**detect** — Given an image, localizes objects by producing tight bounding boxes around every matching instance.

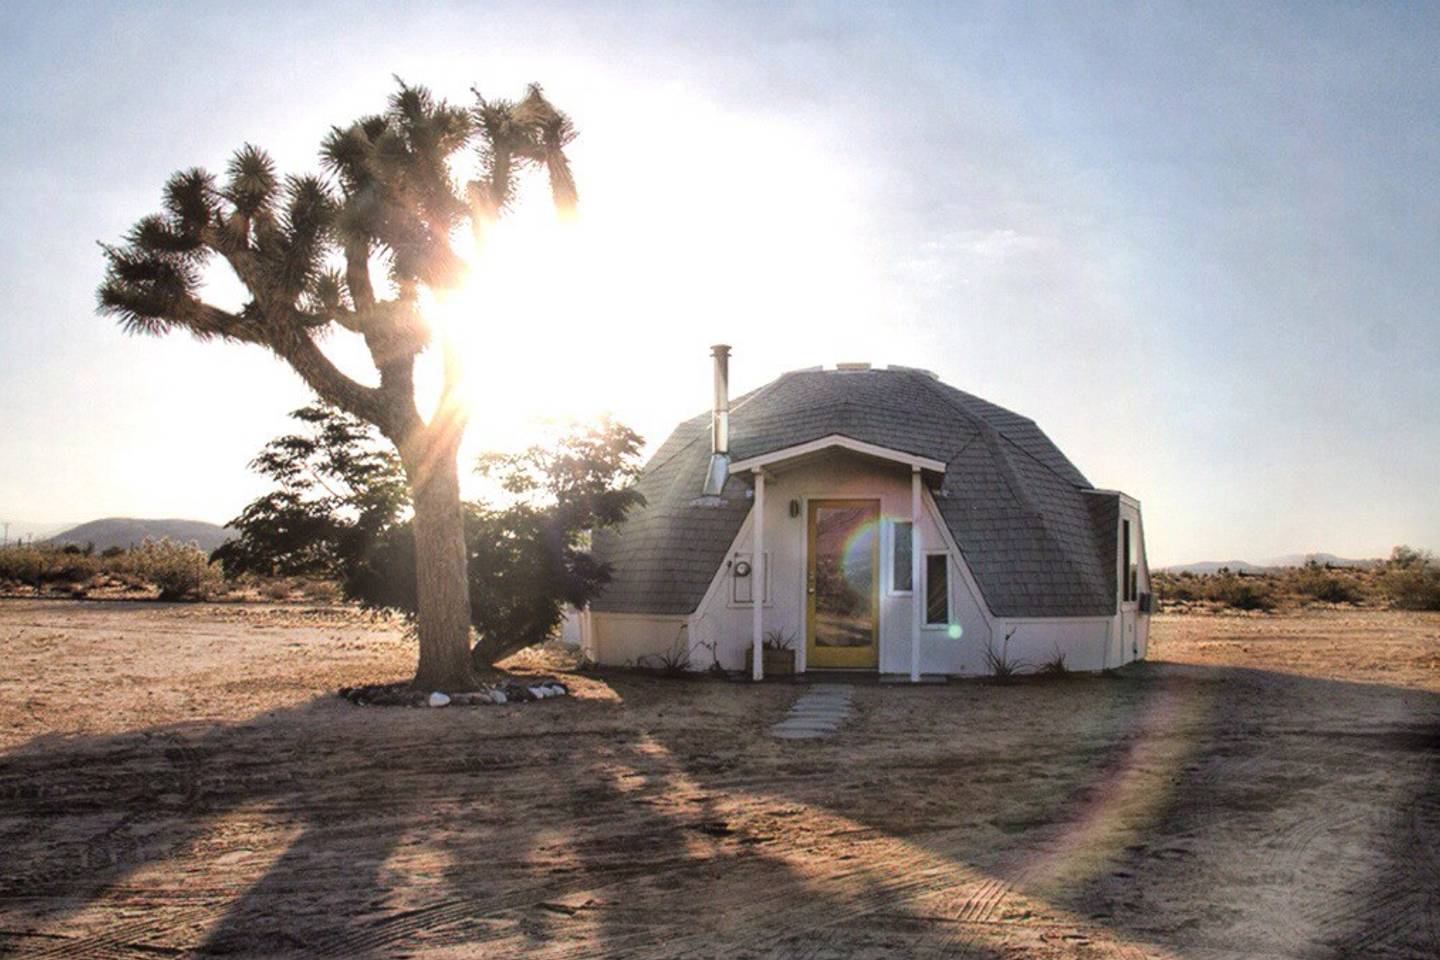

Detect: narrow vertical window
[1122,519,1134,602]
[925,553,948,625]
[1129,520,1140,602]
[893,521,913,592]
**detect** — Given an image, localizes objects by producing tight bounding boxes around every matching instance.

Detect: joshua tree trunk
[404,431,477,691]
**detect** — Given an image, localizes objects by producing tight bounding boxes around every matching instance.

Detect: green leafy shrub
[216,404,645,666]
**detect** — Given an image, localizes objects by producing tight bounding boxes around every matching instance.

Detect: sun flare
[421,204,601,452]
[418,93,882,465]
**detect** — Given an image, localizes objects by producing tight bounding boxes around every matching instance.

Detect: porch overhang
[727,434,947,476]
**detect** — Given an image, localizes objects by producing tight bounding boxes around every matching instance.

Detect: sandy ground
[0,603,1436,959]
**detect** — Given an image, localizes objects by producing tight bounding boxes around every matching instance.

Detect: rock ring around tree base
[338,679,569,707]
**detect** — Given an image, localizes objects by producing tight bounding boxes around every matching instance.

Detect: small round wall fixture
[789,499,801,517]
[734,559,752,577]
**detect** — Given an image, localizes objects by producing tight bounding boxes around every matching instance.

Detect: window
[731,552,770,604]
[925,553,949,625]
[1129,520,1140,601]
[891,521,913,593]
[1122,519,1138,602]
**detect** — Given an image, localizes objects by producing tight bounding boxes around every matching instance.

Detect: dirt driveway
[1,602,1437,958]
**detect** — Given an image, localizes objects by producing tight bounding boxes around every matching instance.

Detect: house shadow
[0,662,1435,958]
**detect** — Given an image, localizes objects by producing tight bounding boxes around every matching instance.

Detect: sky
[1,1,1437,565]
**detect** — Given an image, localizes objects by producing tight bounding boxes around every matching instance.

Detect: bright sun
[421,201,600,452]
[416,88,885,464]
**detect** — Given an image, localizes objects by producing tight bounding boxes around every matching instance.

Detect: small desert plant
[763,628,796,651]
[984,627,1029,682]
[638,639,692,677]
[1037,647,1069,677]
[696,639,729,678]
[122,538,221,601]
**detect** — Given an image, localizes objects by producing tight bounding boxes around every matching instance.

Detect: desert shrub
[1289,561,1364,605]
[100,545,126,559]
[300,578,341,603]
[0,546,49,585]
[122,538,221,601]
[1204,573,1275,611]
[260,578,296,601]
[0,545,97,587]
[48,552,98,584]
[1152,570,1201,604]
[1379,545,1440,611]
[218,404,644,667]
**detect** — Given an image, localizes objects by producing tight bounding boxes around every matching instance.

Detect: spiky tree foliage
[99,81,578,690]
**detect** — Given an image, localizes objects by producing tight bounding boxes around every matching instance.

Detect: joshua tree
[98,81,578,690]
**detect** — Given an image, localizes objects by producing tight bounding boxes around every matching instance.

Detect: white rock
[488,689,508,705]
[428,691,451,708]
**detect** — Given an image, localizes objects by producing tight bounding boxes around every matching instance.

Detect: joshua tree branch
[344,241,376,315]
[268,325,389,430]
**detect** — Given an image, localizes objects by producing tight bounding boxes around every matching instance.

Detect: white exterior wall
[687,450,995,675]
[1115,496,1152,666]
[991,618,1115,673]
[584,453,1153,677]
[586,612,688,667]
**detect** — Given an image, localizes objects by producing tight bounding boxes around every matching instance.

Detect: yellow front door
[806,499,880,669]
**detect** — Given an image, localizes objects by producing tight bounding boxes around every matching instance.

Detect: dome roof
[592,366,1119,618]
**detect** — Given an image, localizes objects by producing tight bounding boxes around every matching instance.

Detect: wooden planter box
[746,647,796,677]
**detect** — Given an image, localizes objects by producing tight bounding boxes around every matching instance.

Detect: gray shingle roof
[591,367,1120,618]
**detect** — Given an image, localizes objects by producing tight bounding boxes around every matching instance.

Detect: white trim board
[729,435,947,475]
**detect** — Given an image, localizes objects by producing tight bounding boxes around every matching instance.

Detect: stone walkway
[769,684,855,739]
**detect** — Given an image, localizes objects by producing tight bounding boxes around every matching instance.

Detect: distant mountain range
[45,518,234,553]
[1163,553,1379,574]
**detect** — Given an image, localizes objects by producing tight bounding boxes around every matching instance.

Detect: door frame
[805,498,881,670]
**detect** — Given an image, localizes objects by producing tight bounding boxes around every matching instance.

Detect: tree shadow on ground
[0,661,1435,958]
[649,662,1440,959]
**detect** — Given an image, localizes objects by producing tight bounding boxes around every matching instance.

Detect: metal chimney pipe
[711,344,731,455]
